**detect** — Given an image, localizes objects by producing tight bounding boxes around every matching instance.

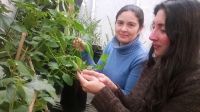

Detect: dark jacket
[92,67,200,112]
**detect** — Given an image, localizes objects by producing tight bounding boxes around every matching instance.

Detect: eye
[127,23,135,27]
[151,23,155,30]
[161,29,166,33]
[116,21,123,26]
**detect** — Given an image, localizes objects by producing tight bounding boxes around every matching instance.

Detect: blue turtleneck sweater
[82,37,148,95]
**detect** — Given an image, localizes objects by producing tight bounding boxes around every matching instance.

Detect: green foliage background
[0,0,97,111]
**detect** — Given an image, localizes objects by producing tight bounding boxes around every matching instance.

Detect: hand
[72,37,85,52]
[77,71,105,94]
[82,70,118,91]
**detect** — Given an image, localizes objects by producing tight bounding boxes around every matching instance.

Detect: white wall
[80,0,164,49]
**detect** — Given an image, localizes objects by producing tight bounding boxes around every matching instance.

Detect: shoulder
[103,41,113,54]
[130,46,148,66]
[130,39,149,59]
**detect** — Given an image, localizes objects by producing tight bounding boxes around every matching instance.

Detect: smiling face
[115,11,142,45]
[149,9,170,58]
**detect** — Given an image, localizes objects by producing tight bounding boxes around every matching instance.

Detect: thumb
[78,73,88,84]
[99,77,107,83]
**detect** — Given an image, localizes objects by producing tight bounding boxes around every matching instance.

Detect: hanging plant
[0,0,97,111]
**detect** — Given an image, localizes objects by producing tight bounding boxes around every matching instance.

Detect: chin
[153,52,161,58]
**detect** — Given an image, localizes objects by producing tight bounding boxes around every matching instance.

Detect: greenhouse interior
[1,0,200,112]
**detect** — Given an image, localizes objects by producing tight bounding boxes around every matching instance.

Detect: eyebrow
[152,22,165,28]
[116,20,137,24]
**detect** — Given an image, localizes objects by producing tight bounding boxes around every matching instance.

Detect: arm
[81,51,95,65]
[92,87,130,112]
[82,42,111,67]
[92,87,145,112]
[79,69,149,112]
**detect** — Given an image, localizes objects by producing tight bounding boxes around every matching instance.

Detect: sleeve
[121,53,147,95]
[92,87,130,112]
[81,50,95,65]
[81,42,111,67]
[92,87,145,112]
[92,69,153,112]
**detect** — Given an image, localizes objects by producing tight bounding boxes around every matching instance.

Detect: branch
[15,32,27,60]
[28,56,37,112]
[28,92,37,112]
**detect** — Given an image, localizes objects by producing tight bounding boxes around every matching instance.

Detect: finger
[99,77,107,83]
[82,74,97,81]
[78,73,88,84]
[82,87,87,92]
[82,69,101,77]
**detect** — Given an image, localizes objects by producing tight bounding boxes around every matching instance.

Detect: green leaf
[0,14,13,30]
[6,85,16,103]
[48,62,59,70]
[73,21,84,32]
[11,22,27,32]
[0,90,7,104]
[30,51,46,58]
[95,54,108,70]
[26,79,57,98]
[99,53,108,62]
[22,86,34,105]
[0,78,15,87]
[14,105,28,112]
[46,41,59,48]
[67,0,75,4]
[74,56,86,70]
[0,66,5,79]
[0,35,7,42]
[62,73,73,86]
[0,102,9,112]
[16,85,26,100]
[43,97,55,105]
[16,61,33,78]
[84,42,94,59]
[72,60,79,71]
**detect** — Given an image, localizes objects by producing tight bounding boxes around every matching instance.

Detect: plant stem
[15,32,27,60]
[28,92,37,112]
[28,57,37,112]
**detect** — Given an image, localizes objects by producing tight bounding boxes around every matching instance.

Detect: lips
[119,34,129,38]
[153,44,160,50]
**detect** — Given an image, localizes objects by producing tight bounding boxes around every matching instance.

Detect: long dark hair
[145,0,200,111]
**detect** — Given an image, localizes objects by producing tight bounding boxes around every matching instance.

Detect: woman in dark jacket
[78,0,200,112]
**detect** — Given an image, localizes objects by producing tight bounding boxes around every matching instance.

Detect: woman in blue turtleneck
[81,4,147,95]
[61,4,147,112]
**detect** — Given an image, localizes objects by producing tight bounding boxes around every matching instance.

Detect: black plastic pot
[92,45,103,63]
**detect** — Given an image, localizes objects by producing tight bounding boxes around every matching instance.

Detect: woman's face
[115,11,141,45]
[149,9,170,57]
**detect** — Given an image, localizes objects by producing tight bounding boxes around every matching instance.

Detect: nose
[149,29,158,41]
[121,25,128,31]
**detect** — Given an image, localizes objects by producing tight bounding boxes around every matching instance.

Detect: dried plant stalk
[15,32,27,60]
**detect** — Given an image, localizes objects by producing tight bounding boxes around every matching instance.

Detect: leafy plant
[0,0,97,111]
